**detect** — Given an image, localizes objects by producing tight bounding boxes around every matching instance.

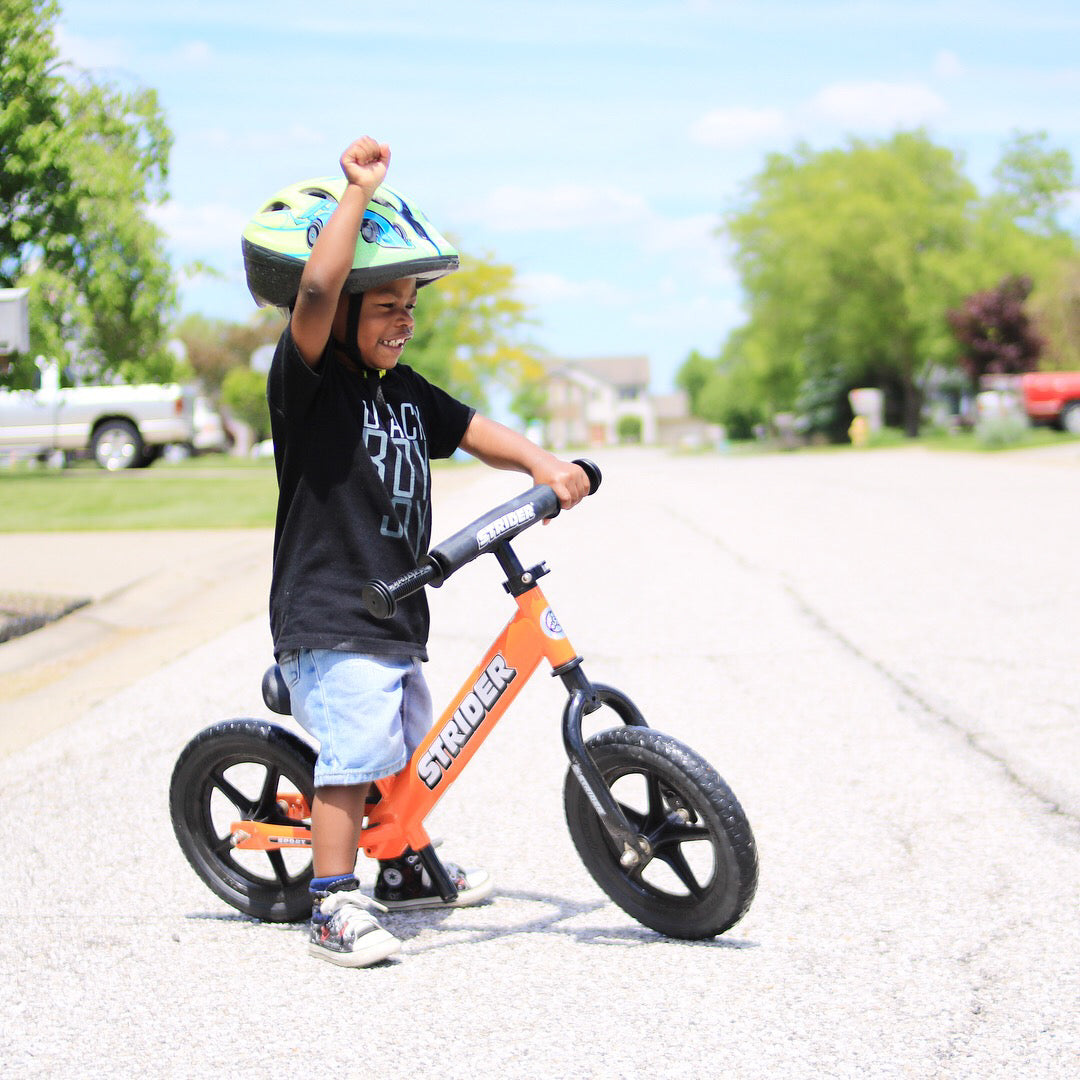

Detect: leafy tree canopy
[174,309,283,394]
[405,248,545,415]
[947,274,1044,386]
[1,0,176,388]
[682,129,1078,438]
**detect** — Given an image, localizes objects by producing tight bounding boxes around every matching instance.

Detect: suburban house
[536,355,714,449]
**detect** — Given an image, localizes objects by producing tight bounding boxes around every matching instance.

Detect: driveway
[1,446,1077,1078]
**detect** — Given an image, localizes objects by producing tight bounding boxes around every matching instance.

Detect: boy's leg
[281,648,414,967]
[311,783,370,877]
[307,782,400,967]
[373,657,494,911]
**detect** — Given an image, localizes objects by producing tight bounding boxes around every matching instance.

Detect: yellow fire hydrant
[848,414,869,447]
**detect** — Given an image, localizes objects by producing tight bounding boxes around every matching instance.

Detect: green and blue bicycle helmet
[241,176,459,308]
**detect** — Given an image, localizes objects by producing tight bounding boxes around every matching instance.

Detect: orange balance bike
[170,460,758,939]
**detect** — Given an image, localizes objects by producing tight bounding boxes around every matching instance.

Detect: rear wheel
[564,727,757,939]
[170,719,316,922]
[91,419,144,470]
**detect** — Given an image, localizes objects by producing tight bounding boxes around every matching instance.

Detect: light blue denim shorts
[278,649,433,787]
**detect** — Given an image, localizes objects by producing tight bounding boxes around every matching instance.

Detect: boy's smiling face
[354,277,417,370]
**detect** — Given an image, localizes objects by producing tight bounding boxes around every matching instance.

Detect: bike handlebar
[362,458,601,620]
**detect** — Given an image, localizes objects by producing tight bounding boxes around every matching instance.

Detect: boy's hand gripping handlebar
[362,458,602,620]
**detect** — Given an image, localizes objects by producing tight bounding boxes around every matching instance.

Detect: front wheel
[564,728,757,939]
[1061,402,1080,435]
[170,719,317,922]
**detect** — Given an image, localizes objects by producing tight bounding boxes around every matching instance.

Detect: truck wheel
[91,420,144,470]
[1061,403,1080,435]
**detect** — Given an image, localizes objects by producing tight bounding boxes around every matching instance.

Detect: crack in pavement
[665,503,1079,831]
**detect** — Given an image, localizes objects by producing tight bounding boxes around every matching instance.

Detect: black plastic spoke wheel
[564,727,757,939]
[170,719,318,923]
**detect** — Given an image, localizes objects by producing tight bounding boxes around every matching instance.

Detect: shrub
[975,412,1029,449]
[616,414,643,443]
[221,367,270,442]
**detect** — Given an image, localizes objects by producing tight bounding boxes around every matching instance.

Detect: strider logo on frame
[417,654,517,789]
[475,504,536,550]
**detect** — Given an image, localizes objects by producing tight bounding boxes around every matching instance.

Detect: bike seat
[261,664,292,716]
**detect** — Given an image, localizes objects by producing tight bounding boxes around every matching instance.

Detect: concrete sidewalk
[0,528,273,756]
[0,462,489,757]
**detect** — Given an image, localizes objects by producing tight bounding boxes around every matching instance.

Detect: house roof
[546,354,650,389]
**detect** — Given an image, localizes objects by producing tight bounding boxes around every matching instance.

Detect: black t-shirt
[267,326,474,660]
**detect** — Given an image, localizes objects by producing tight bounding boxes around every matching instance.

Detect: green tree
[1,1,176,387]
[719,130,1077,437]
[175,309,283,394]
[991,130,1076,236]
[0,0,78,285]
[1031,258,1080,369]
[678,325,803,439]
[407,250,544,414]
[675,349,714,415]
[725,132,980,435]
[221,367,271,442]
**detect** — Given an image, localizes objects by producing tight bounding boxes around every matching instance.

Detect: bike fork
[556,661,653,869]
[415,844,460,904]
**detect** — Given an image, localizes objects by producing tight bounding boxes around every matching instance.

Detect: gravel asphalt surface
[1,445,1078,1078]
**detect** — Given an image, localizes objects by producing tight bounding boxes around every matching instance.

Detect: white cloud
[690,106,788,148]
[692,80,948,153]
[628,288,742,335]
[474,184,650,232]
[805,81,947,129]
[192,124,327,155]
[148,200,247,259]
[53,26,127,70]
[173,40,213,67]
[515,271,625,308]
[933,49,964,79]
[641,212,722,255]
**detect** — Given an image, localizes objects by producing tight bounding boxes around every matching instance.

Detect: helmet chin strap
[331,292,378,371]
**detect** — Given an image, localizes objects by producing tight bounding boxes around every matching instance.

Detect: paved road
[1,446,1077,1078]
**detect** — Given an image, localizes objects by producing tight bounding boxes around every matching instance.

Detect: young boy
[266,136,589,967]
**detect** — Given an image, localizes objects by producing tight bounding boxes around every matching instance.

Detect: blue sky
[56,1,1080,392]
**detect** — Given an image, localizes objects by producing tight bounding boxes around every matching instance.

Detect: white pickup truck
[0,359,197,470]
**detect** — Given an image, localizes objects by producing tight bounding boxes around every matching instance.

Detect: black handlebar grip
[361,579,396,620]
[362,559,441,620]
[364,460,602,619]
[573,458,602,495]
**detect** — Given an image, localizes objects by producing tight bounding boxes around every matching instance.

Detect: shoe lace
[319,890,389,926]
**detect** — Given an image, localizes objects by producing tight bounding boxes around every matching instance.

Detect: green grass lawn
[3,427,1076,532]
[718,425,1080,456]
[0,457,279,531]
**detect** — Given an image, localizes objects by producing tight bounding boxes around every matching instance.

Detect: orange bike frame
[231,581,578,859]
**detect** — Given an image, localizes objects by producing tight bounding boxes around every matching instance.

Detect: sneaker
[309,885,401,967]
[374,849,494,911]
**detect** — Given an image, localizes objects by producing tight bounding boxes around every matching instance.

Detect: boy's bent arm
[459,414,590,512]
[291,137,390,367]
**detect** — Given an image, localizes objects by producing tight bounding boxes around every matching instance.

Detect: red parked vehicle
[1019,372,1080,434]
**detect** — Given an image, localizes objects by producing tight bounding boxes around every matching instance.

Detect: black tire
[91,419,144,470]
[564,727,757,939]
[170,719,317,922]
[1061,402,1080,436]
